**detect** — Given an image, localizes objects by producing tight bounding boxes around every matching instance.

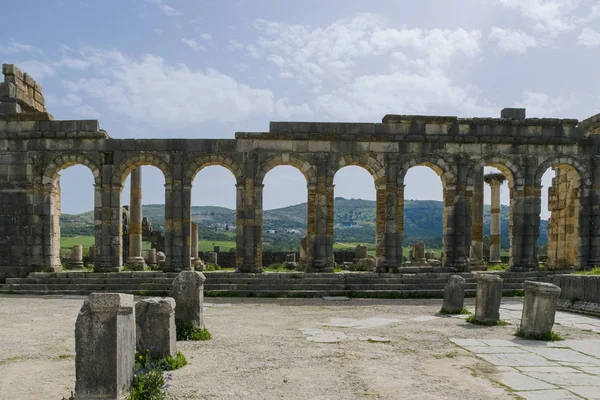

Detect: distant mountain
[60,198,548,249]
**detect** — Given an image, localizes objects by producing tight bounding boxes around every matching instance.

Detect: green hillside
[60,198,548,250]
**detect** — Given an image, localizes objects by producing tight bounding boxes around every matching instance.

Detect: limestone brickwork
[547,167,581,269]
[1,64,600,279]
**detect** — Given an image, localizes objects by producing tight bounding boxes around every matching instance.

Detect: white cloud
[0,41,35,55]
[148,0,183,16]
[488,27,541,53]
[16,60,56,79]
[181,39,205,51]
[578,27,600,47]
[62,93,83,107]
[73,104,101,118]
[153,28,164,35]
[515,90,575,117]
[498,0,579,36]
[200,33,212,40]
[62,51,277,128]
[237,13,487,119]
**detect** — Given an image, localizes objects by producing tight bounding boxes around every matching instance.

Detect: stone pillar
[442,275,466,313]
[520,281,561,337]
[485,173,506,263]
[165,179,192,272]
[88,245,95,264]
[470,168,484,266]
[169,271,206,328]
[135,297,176,359]
[127,168,146,270]
[473,274,503,323]
[307,154,334,272]
[68,245,84,269]
[191,222,202,269]
[378,157,403,273]
[75,293,135,399]
[589,156,600,266]
[237,161,262,272]
[146,249,157,268]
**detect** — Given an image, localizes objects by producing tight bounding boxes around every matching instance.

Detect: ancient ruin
[1,64,600,281]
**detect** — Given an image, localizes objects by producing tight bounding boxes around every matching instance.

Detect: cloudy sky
[3,0,599,219]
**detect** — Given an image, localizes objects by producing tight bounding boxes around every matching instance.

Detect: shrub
[465,315,509,326]
[176,323,212,341]
[127,349,187,400]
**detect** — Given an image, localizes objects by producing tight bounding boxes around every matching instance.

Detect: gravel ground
[0,295,596,400]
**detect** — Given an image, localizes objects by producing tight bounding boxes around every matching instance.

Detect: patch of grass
[514,328,564,341]
[333,266,343,273]
[465,315,509,326]
[57,354,75,360]
[127,349,187,400]
[486,263,510,271]
[503,290,524,297]
[434,351,459,359]
[439,307,471,315]
[263,263,290,272]
[574,266,600,275]
[176,323,212,341]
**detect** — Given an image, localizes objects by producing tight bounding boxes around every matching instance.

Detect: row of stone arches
[40,151,593,272]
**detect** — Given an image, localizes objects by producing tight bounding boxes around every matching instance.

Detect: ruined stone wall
[547,167,581,268]
[0,64,48,115]
[2,64,600,279]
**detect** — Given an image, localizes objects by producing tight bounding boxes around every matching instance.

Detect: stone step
[5,277,176,285]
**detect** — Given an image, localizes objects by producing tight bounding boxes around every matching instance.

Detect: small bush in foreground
[176,323,212,341]
[465,315,509,326]
[127,349,187,400]
[439,307,471,315]
[514,328,564,341]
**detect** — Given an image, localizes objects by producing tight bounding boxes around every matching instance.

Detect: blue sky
[3,0,599,219]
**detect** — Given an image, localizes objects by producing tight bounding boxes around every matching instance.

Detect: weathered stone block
[75,293,135,400]
[520,281,561,337]
[355,244,368,259]
[474,274,503,322]
[135,297,176,358]
[169,271,206,328]
[442,275,465,313]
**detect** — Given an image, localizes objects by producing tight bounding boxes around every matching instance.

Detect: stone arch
[256,153,316,186]
[468,155,524,191]
[328,154,386,188]
[535,155,591,188]
[398,155,455,186]
[43,153,101,187]
[184,154,244,186]
[111,152,172,187]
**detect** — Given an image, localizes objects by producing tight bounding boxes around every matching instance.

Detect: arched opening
[403,164,445,266]
[261,165,308,270]
[540,164,582,269]
[120,165,166,270]
[55,165,96,270]
[190,165,237,270]
[332,165,377,267]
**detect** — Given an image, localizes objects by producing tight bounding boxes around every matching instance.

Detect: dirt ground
[0,295,596,400]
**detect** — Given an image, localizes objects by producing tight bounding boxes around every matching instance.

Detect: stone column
[442,275,466,314]
[520,281,561,337]
[165,179,192,272]
[127,167,146,270]
[473,274,503,323]
[135,297,176,359]
[485,173,505,263]
[75,293,135,399]
[146,249,157,268]
[589,156,600,266]
[470,167,484,266]
[191,222,202,269]
[170,271,206,328]
[68,245,84,269]
[307,154,334,272]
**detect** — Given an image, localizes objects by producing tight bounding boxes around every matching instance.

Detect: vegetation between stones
[176,323,212,341]
[514,328,564,341]
[439,307,471,315]
[465,316,509,326]
[127,349,188,400]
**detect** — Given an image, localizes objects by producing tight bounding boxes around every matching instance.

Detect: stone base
[66,261,84,269]
[127,257,147,271]
[238,264,262,273]
[191,258,204,271]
